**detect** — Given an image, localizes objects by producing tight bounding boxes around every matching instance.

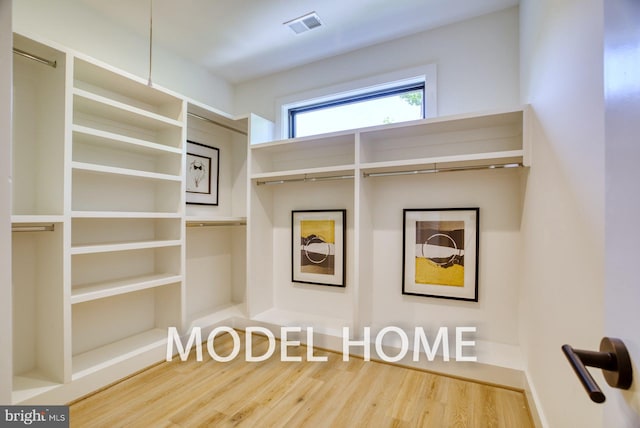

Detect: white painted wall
[367,169,523,346]
[0,0,13,405]
[271,180,355,325]
[519,0,605,426]
[603,0,640,426]
[12,0,234,113]
[235,7,520,123]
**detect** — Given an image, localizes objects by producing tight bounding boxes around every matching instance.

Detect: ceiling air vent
[284,11,323,34]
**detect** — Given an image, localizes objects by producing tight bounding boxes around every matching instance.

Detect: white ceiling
[77,0,518,84]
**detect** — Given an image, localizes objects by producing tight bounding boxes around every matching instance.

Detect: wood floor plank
[69,331,534,427]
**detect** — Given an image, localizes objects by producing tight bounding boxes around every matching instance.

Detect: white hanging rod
[187,112,248,136]
[12,224,55,233]
[186,220,246,227]
[362,162,523,178]
[256,174,355,186]
[13,48,57,68]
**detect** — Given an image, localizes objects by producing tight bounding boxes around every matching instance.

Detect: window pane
[292,89,423,138]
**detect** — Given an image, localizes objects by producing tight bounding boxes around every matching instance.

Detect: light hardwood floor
[70,331,534,427]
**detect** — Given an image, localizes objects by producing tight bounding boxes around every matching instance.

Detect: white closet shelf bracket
[362,162,523,178]
[13,47,57,68]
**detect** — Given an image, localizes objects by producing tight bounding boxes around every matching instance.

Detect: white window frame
[276,64,437,140]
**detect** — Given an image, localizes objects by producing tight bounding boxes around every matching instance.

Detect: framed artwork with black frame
[186,140,219,205]
[292,209,346,287]
[402,208,479,301]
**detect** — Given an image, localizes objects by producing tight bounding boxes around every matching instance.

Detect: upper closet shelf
[249,106,529,178]
[73,89,183,130]
[74,56,183,121]
[251,165,356,183]
[360,150,524,176]
[187,100,248,136]
[73,125,182,155]
[72,161,182,182]
[70,239,182,255]
[71,211,181,219]
[11,215,64,225]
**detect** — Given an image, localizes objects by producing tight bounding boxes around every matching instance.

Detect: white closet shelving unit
[69,54,185,381]
[184,101,248,331]
[11,34,67,404]
[9,33,217,403]
[247,107,529,341]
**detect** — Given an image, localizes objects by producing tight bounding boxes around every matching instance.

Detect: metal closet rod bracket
[562,337,633,403]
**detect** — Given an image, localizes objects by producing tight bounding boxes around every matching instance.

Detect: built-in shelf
[251,132,356,176]
[74,88,182,127]
[72,211,181,219]
[11,215,65,224]
[187,99,248,136]
[72,329,167,380]
[250,107,528,182]
[72,161,182,182]
[71,273,182,304]
[73,125,183,154]
[251,165,356,183]
[71,239,181,255]
[74,56,183,121]
[359,150,524,176]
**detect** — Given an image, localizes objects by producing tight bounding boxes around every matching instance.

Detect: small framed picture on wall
[292,209,346,287]
[402,208,479,301]
[186,140,219,205]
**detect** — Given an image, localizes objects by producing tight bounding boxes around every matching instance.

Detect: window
[288,82,425,138]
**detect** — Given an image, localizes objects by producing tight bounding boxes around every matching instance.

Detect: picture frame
[402,208,479,301]
[186,140,219,205]
[292,210,346,287]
